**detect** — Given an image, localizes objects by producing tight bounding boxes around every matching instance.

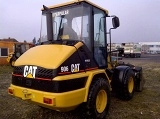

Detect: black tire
[113,69,135,100]
[84,78,111,119]
[123,69,135,100]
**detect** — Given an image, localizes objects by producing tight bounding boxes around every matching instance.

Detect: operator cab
[14,43,33,58]
[40,0,119,68]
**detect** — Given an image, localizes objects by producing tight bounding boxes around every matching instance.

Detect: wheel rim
[128,76,134,93]
[96,90,107,113]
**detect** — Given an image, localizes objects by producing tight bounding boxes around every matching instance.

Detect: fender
[84,69,110,102]
[111,65,133,91]
[113,65,131,83]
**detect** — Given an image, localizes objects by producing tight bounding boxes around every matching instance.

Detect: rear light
[43,97,52,104]
[8,88,14,94]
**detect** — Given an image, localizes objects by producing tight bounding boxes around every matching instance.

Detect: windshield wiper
[57,15,65,40]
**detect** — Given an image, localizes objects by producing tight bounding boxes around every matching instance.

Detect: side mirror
[112,16,120,28]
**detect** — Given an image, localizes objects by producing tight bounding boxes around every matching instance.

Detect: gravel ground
[0,54,160,119]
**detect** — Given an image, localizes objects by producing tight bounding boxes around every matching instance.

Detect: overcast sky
[0,0,160,43]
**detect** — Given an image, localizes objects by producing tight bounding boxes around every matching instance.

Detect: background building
[0,40,17,65]
[139,42,160,54]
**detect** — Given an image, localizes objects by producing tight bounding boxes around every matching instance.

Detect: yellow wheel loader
[8,0,145,118]
[7,42,34,67]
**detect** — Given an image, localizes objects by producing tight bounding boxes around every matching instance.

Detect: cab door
[93,8,107,68]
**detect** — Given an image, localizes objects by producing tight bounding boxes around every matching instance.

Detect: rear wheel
[96,90,107,113]
[85,78,110,119]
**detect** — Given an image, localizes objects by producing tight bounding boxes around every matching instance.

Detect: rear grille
[13,67,23,75]
[13,66,55,79]
[37,68,55,79]
[12,75,87,93]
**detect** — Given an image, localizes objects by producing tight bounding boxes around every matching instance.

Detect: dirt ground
[0,54,160,119]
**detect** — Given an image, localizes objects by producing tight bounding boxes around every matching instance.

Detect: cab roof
[44,0,108,14]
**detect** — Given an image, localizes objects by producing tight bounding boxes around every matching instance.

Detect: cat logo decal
[23,66,37,78]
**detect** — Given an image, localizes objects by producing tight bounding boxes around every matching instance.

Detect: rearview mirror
[112,16,120,28]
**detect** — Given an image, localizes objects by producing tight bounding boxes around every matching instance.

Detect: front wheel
[120,69,135,100]
[112,68,135,100]
[85,78,111,119]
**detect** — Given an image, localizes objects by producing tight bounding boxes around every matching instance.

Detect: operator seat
[60,23,78,40]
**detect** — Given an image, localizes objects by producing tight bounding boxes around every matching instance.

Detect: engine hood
[14,44,76,69]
